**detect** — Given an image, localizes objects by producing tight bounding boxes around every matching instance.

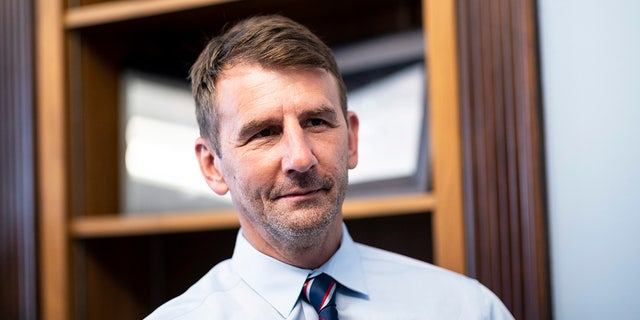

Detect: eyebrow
[237,117,278,142]
[237,105,339,141]
[301,105,339,124]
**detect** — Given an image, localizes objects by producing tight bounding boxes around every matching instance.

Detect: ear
[195,137,229,195]
[346,111,359,169]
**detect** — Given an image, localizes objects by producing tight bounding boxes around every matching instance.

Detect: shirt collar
[231,231,309,318]
[231,223,369,317]
[317,224,370,297]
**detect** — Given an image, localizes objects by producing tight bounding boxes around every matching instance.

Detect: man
[146,15,514,319]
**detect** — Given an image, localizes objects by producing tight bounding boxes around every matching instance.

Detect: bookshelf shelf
[70,193,436,238]
[65,0,239,29]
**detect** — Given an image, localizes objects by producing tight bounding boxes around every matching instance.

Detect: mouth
[275,188,324,200]
[270,173,335,201]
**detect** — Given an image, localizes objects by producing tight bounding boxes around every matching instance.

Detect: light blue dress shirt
[145,224,514,319]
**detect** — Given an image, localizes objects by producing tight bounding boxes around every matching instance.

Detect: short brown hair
[190,15,347,157]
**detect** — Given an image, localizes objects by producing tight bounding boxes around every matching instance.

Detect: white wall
[538,1,640,319]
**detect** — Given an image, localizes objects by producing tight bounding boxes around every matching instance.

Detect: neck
[239,216,343,269]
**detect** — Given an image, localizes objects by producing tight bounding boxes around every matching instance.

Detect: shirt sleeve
[479,283,516,320]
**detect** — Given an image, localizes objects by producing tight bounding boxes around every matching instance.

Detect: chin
[267,211,337,246]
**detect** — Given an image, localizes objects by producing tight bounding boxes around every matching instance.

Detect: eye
[306,118,328,128]
[250,127,281,142]
[257,128,274,137]
[310,118,326,126]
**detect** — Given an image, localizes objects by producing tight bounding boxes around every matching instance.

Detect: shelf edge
[343,193,436,218]
[65,0,241,29]
[71,209,240,238]
[71,193,436,238]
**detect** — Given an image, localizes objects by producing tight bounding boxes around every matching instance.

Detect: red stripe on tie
[320,280,336,310]
[303,279,311,300]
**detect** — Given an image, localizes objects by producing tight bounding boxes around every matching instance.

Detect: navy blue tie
[302,273,339,320]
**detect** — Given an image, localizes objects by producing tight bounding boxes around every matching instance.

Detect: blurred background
[1,0,638,319]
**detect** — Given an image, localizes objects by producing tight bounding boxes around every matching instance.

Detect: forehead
[214,63,343,123]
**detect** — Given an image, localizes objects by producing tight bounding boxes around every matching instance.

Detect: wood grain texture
[0,0,37,317]
[425,0,467,274]
[36,0,70,318]
[456,0,550,318]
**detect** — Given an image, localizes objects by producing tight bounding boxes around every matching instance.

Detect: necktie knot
[302,273,339,320]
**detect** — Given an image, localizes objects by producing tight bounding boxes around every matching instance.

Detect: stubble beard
[245,170,348,252]
[264,193,343,251]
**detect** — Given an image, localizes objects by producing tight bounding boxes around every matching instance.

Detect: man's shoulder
[145,259,240,320]
[354,242,460,276]
[353,242,482,294]
[352,242,514,319]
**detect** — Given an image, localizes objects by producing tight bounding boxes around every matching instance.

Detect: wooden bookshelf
[36,0,465,319]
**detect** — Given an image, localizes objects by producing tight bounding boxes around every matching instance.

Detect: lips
[270,173,334,201]
[275,188,323,200]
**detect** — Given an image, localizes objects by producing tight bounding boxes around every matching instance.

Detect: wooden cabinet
[36,0,464,318]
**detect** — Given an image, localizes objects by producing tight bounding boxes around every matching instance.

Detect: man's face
[199,63,358,246]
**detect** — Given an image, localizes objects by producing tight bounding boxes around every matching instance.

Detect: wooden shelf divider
[65,0,241,29]
[71,193,436,238]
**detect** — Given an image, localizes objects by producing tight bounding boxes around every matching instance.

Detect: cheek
[322,135,350,164]
[313,144,351,181]
[224,152,277,191]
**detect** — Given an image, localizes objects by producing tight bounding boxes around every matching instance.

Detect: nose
[281,125,318,174]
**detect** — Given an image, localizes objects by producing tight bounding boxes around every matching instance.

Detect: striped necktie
[302,273,339,320]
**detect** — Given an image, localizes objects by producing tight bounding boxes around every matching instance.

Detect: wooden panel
[456,0,550,318]
[424,0,466,274]
[347,213,433,263]
[74,30,121,216]
[0,0,38,317]
[83,237,154,319]
[36,0,70,318]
